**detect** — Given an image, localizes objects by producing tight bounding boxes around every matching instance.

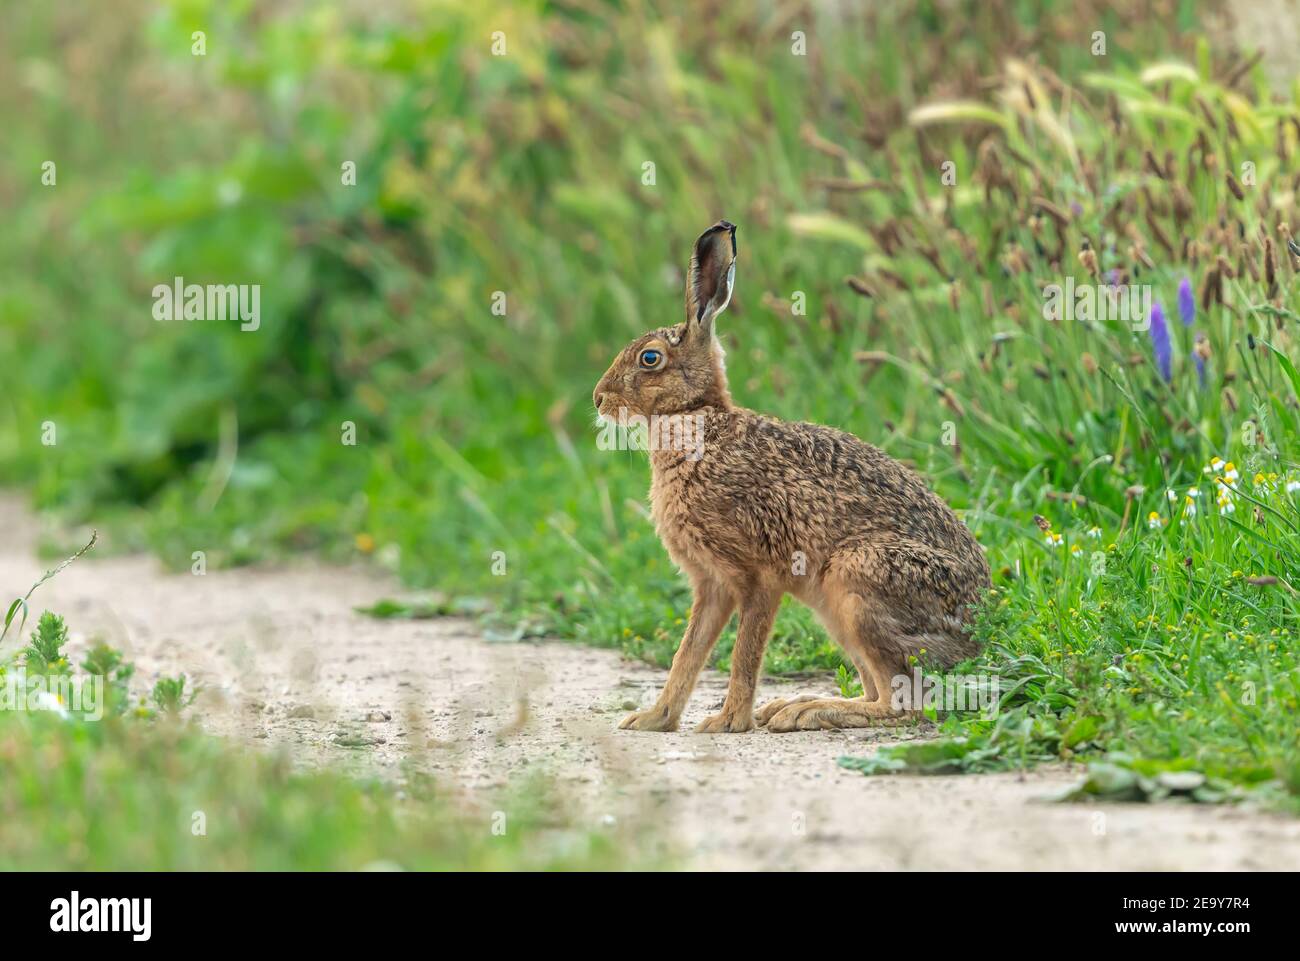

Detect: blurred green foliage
[0,605,657,870]
[0,706,656,870]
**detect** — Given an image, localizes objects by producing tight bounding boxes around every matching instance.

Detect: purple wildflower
[1177,276,1195,327]
[1193,347,1206,388]
[1149,301,1172,383]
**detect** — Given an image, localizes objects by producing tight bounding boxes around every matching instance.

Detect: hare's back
[718,410,970,544]
[724,411,917,498]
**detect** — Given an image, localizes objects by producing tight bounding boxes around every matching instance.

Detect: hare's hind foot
[764,696,909,733]
[755,693,820,726]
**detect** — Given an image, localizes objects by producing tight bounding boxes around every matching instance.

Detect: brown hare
[594,221,990,733]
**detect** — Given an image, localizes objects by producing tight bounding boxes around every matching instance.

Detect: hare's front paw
[618,705,678,732]
[694,710,754,734]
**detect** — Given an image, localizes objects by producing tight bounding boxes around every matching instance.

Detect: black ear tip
[708,220,737,254]
[692,221,737,262]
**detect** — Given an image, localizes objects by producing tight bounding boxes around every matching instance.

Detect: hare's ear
[684,220,737,335]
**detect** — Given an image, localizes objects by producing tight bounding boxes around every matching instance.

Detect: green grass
[2,0,1299,837]
[0,708,658,870]
[0,601,661,870]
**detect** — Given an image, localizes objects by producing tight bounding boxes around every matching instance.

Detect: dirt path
[3,494,1298,870]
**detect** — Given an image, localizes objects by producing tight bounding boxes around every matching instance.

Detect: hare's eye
[638,349,664,370]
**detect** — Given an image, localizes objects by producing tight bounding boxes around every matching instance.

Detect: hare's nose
[594,389,606,410]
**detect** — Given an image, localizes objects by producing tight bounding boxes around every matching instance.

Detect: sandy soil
[3,494,1298,870]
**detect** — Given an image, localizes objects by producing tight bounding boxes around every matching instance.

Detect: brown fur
[594,221,991,733]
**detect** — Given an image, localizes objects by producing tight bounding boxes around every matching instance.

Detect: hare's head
[594,221,737,419]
